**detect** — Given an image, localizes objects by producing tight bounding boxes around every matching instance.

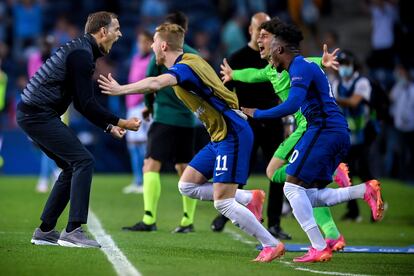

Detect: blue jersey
[166,54,253,184]
[166,55,248,142]
[254,55,348,130]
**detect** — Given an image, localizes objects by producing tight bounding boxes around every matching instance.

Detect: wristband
[104,124,113,133]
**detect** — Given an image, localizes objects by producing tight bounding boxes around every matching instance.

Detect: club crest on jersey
[193,106,206,118]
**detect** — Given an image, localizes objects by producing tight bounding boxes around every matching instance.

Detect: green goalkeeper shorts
[274,122,306,161]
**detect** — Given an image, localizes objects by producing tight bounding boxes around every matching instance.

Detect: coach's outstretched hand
[220,58,233,84]
[321,44,340,70]
[118,117,141,131]
[110,126,126,139]
[99,73,123,95]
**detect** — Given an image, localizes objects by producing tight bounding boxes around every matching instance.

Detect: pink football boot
[246,190,265,222]
[253,243,285,262]
[293,246,332,263]
[363,180,384,221]
[334,163,352,187]
[326,234,346,251]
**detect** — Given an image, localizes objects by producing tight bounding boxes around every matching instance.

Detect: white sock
[349,184,367,199]
[284,182,326,250]
[214,198,278,247]
[306,227,327,251]
[235,190,252,206]
[305,184,366,207]
[178,181,253,204]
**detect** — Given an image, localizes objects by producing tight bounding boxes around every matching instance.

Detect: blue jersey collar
[288,55,303,72]
[174,53,184,65]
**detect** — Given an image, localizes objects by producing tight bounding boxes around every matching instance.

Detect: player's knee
[143,158,161,173]
[174,163,187,175]
[283,183,293,199]
[266,158,284,182]
[266,166,275,181]
[178,181,196,198]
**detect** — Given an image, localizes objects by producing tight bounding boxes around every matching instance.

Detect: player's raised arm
[99,73,177,96]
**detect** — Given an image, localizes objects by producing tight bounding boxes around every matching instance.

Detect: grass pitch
[0,174,413,275]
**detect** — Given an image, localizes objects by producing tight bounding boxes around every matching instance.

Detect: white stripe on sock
[88,210,141,276]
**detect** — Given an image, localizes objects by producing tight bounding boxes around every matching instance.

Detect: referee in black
[17,11,140,248]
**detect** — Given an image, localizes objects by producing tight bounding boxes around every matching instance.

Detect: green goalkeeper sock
[180,196,197,226]
[271,164,288,183]
[142,172,161,225]
[313,207,340,239]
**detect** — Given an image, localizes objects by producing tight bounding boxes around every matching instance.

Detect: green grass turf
[0,174,413,275]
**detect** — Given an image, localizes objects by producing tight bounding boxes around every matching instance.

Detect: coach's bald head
[249,12,271,51]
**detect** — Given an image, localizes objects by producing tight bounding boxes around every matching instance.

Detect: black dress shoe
[172,224,195,233]
[268,225,292,240]
[122,221,157,231]
[211,214,229,232]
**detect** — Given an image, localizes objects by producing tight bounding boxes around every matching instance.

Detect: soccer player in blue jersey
[98,23,285,262]
[242,22,384,263]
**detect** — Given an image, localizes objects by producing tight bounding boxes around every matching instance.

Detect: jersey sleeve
[232,65,270,83]
[254,85,305,119]
[166,63,195,85]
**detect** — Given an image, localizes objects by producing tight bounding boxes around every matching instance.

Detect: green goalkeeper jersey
[232,57,322,128]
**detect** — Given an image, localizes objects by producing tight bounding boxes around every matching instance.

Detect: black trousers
[17,104,94,225]
[249,119,284,228]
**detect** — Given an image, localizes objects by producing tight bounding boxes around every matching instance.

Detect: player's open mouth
[259,46,265,54]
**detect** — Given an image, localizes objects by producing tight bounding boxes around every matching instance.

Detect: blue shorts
[286,126,350,185]
[189,124,253,185]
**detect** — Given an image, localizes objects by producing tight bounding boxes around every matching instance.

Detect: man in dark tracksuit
[16,11,140,248]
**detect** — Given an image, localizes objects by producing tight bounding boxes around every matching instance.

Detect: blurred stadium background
[0,0,413,180]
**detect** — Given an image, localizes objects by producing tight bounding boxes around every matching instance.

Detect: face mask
[339,65,353,78]
[394,72,408,86]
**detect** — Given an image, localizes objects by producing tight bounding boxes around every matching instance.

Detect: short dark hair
[273,22,303,49]
[337,50,361,70]
[337,50,355,65]
[85,11,118,34]
[259,17,283,35]
[165,11,188,32]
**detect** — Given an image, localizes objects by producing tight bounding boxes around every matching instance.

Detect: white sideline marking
[88,210,141,276]
[224,228,256,245]
[280,261,370,276]
[225,228,369,276]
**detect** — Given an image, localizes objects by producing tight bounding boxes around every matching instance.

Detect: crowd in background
[0,0,413,182]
